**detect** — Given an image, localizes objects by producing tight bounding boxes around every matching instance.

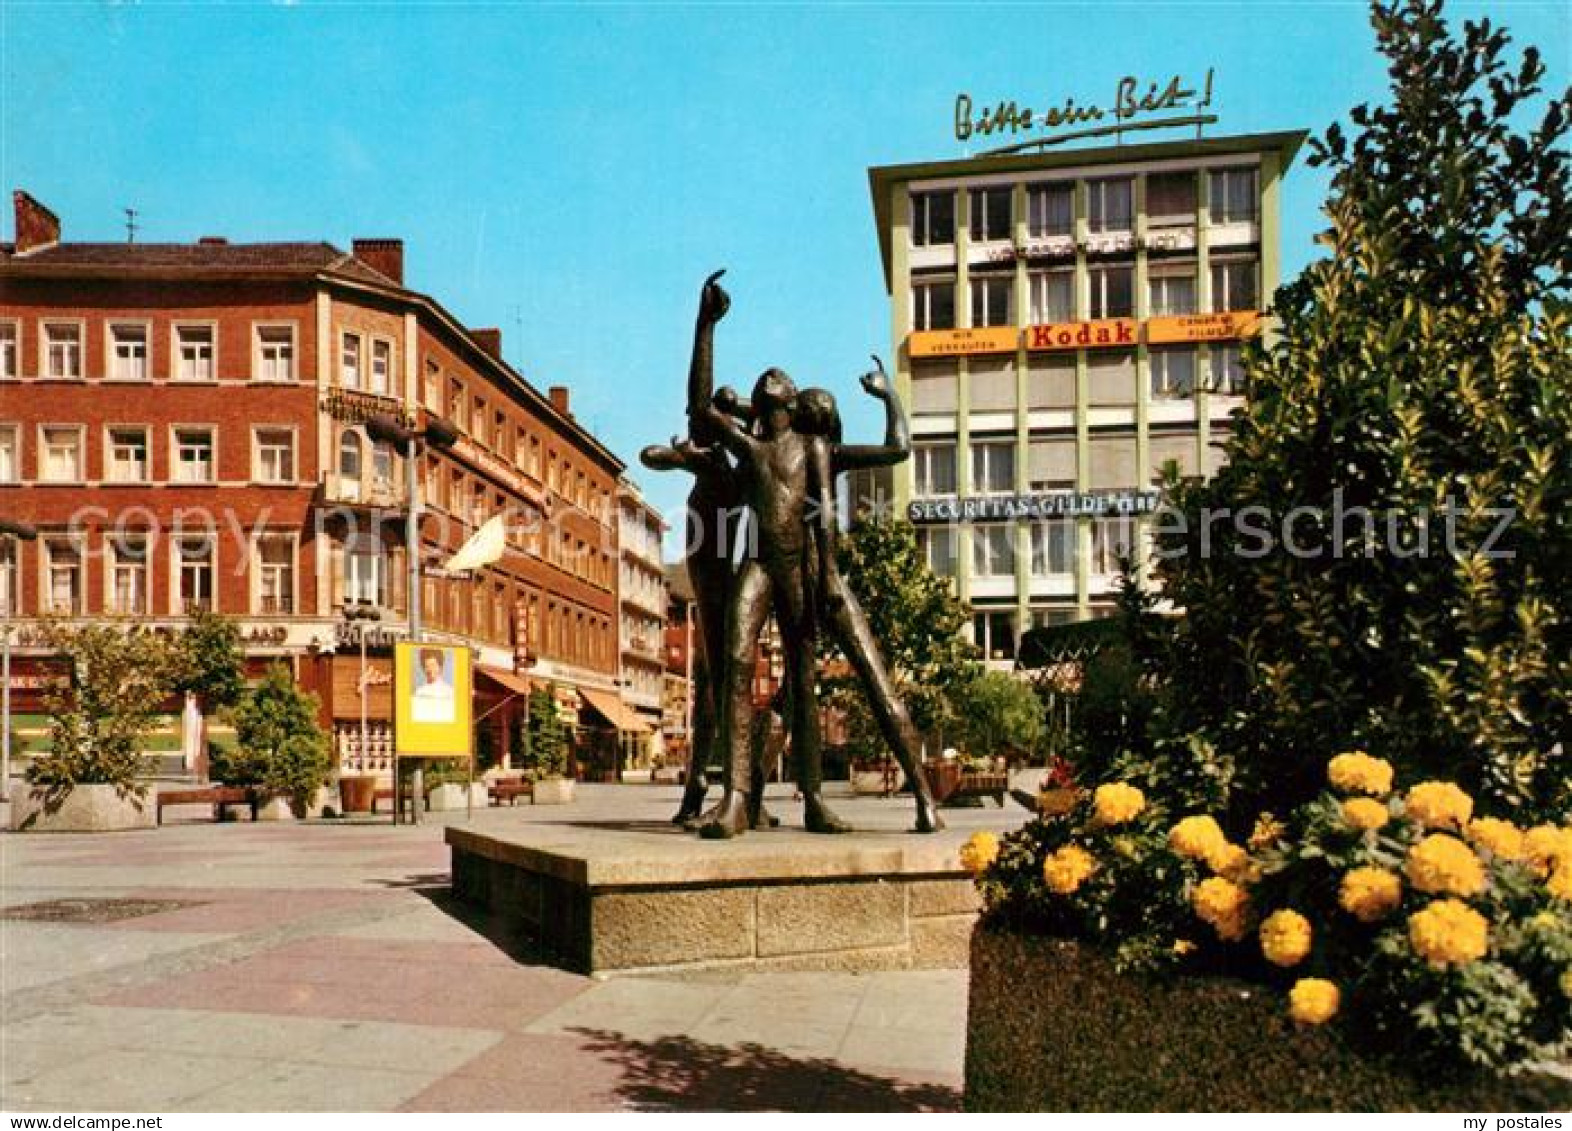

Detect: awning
[476,665,536,699]
[579,687,651,734]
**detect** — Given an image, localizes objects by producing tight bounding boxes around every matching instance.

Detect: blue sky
[3,1,1566,550]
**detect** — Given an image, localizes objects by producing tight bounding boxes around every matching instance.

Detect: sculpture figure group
[641,271,941,838]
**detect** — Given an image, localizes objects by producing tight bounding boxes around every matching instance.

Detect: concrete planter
[11,783,156,832]
[851,766,905,795]
[427,782,488,812]
[255,795,296,821]
[965,925,1572,1112]
[531,777,575,805]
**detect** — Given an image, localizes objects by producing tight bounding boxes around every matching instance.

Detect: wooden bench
[488,779,534,806]
[156,786,258,826]
[951,772,1009,807]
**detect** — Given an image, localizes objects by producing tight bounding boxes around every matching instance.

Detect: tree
[25,621,177,808]
[953,669,1046,765]
[819,518,979,749]
[223,664,331,814]
[522,683,570,780]
[169,612,247,714]
[1147,0,1571,821]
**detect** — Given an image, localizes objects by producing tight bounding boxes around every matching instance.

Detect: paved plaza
[0,784,1028,1112]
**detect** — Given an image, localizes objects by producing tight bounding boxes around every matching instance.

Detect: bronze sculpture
[644,272,941,837]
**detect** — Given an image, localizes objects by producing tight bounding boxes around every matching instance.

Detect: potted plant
[224,665,332,819]
[13,622,170,832]
[521,682,574,804]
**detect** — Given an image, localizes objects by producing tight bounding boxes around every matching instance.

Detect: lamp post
[1,519,39,803]
[364,414,458,644]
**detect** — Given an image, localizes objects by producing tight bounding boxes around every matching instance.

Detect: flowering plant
[962,753,1572,1073]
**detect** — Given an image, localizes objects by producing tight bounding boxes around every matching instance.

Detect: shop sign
[956,70,1217,153]
[322,388,412,428]
[908,326,1019,359]
[908,490,1161,524]
[1026,319,1137,351]
[1146,311,1261,344]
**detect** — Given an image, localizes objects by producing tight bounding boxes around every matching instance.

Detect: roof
[866,128,1310,290]
[0,237,624,473]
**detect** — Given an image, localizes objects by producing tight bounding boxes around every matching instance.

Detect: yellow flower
[1248,812,1287,851]
[1037,788,1080,818]
[1408,898,1490,968]
[1549,863,1572,902]
[1206,842,1259,885]
[1172,939,1196,957]
[1091,783,1146,827]
[1193,876,1250,942]
[1288,978,1340,1025]
[1525,826,1572,878]
[1466,817,1526,862]
[1043,845,1097,894]
[1339,867,1403,923]
[1342,797,1390,832]
[1259,909,1313,968]
[1404,781,1474,831]
[959,831,999,876]
[1327,751,1394,796]
[1405,833,1487,897]
[1170,815,1227,862]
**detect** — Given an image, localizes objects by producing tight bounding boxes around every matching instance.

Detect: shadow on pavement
[566,1026,962,1112]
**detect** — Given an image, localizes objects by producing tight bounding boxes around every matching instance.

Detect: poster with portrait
[394,643,472,758]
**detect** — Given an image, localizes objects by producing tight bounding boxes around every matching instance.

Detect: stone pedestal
[448,819,982,976]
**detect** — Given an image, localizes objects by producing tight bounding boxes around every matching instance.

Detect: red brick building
[0,190,625,779]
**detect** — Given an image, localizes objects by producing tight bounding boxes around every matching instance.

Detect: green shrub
[226,664,331,815]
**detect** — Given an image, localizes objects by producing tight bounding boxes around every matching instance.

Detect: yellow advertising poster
[1146,310,1262,344]
[907,326,1019,358]
[394,642,473,758]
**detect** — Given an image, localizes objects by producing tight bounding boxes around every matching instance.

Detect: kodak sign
[1026,319,1137,352]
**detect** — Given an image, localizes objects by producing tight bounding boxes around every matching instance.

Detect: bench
[156,786,258,826]
[951,772,1009,807]
[488,779,534,806]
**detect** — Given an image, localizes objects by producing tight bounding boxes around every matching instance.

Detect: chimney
[549,386,571,416]
[471,328,503,360]
[13,191,60,254]
[352,238,404,285]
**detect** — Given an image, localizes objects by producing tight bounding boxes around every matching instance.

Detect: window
[913,443,957,497]
[174,428,215,483]
[0,426,16,482]
[1031,521,1076,576]
[969,357,1016,413]
[255,326,295,382]
[177,535,215,615]
[1027,437,1075,490]
[450,379,468,429]
[1149,270,1197,316]
[45,539,83,614]
[254,428,295,483]
[910,190,955,247]
[175,325,214,382]
[0,322,16,379]
[41,426,83,482]
[972,526,1015,578]
[257,536,295,614]
[912,279,956,331]
[473,397,490,446]
[338,430,363,500]
[44,323,82,379]
[107,427,149,483]
[1209,167,1258,224]
[372,441,395,494]
[970,274,1013,328]
[340,333,362,389]
[1151,347,1198,399]
[969,186,1012,242]
[1146,171,1197,222]
[109,534,150,615]
[1027,183,1073,238]
[1211,345,1246,395]
[369,339,392,396]
[918,527,956,578]
[1087,178,1133,233]
[1088,265,1134,319]
[424,363,443,414]
[1029,270,1074,323]
[109,324,148,381]
[343,535,385,608]
[495,411,510,459]
[0,538,16,616]
[1092,517,1137,575]
[1211,259,1259,312]
[971,440,1015,494]
[973,608,1017,661]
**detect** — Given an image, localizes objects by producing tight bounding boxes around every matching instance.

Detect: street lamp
[1,518,40,802]
[364,413,459,644]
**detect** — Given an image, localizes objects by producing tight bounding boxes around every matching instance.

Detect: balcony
[320,473,407,510]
